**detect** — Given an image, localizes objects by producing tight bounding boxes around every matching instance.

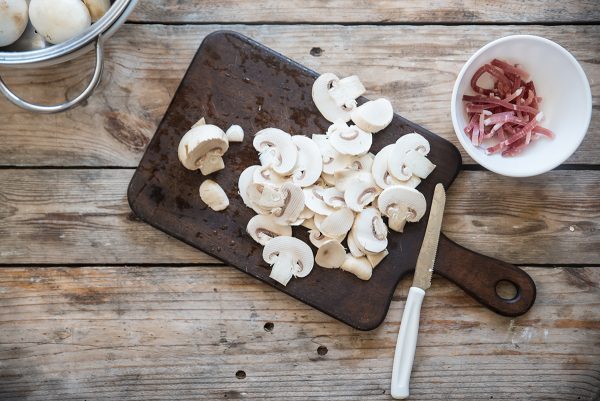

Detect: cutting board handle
[434,234,536,316]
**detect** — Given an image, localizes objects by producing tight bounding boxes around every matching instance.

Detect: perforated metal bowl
[0,0,138,113]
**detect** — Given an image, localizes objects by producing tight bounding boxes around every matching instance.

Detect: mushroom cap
[271,183,305,225]
[82,0,110,22]
[29,0,91,45]
[319,207,354,238]
[312,134,352,175]
[290,135,323,187]
[344,174,380,212]
[247,214,292,246]
[199,179,229,211]
[178,124,228,171]
[321,187,346,209]
[303,186,336,216]
[340,255,372,281]
[253,128,298,175]
[378,186,427,224]
[315,240,346,269]
[312,73,364,123]
[0,0,28,47]
[225,124,244,142]
[388,133,431,180]
[351,98,394,133]
[238,165,260,210]
[263,236,314,278]
[353,207,388,253]
[327,120,372,156]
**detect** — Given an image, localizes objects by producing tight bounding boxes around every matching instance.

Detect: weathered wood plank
[0,24,598,166]
[128,0,600,23]
[1,169,598,265]
[0,266,598,400]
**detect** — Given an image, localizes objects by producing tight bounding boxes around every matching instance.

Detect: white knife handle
[391,286,425,399]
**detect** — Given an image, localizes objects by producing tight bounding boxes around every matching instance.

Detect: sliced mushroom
[178,124,228,175]
[302,217,317,231]
[308,229,345,248]
[403,149,436,179]
[299,207,315,220]
[366,249,389,268]
[322,187,346,209]
[290,135,322,187]
[226,125,244,142]
[347,230,365,257]
[303,186,336,216]
[253,165,288,186]
[82,0,110,22]
[199,180,229,211]
[238,165,259,210]
[388,133,433,180]
[340,255,372,281]
[327,119,372,156]
[312,73,365,123]
[263,236,314,286]
[271,183,305,225]
[247,215,292,245]
[320,172,337,187]
[0,0,28,47]
[344,175,380,212]
[312,134,352,174]
[334,170,371,192]
[253,128,298,175]
[352,207,388,253]
[350,98,394,133]
[377,186,427,232]
[315,241,346,269]
[29,0,91,45]
[319,207,354,238]
[192,117,206,128]
[346,153,374,172]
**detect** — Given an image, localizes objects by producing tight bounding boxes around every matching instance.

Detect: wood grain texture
[128,0,600,23]
[0,265,598,400]
[0,24,598,166]
[1,169,598,265]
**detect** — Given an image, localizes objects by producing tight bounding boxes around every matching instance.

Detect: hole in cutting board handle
[495,279,520,302]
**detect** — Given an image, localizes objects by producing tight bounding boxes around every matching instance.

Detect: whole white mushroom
[29,0,91,45]
[0,0,29,47]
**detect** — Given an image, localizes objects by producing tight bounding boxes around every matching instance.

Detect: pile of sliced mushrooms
[177,73,436,286]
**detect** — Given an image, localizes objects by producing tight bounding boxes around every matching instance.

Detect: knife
[390,183,446,399]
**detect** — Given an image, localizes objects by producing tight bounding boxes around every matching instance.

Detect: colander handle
[0,35,104,114]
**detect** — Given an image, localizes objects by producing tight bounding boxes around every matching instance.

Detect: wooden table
[1,2,599,400]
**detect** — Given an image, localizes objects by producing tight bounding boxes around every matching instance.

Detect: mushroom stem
[269,253,295,286]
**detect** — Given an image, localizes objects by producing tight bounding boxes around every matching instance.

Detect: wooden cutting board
[128,31,536,330]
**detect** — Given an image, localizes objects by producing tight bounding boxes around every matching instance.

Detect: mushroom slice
[312,134,352,174]
[247,215,292,246]
[82,0,110,22]
[290,135,323,187]
[253,165,288,186]
[353,207,388,253]
[309,230,345,248]
[253,128,298,175]
[312,73,365,123]
[315,241,346,269]
[238,165,260,210]
[346,153,374,172]
[340,255,372,281]
[199,180,229,211]
[377,186,427,232]
[263,236,314,286]
[226,125,244,142]
[351,98,394,133]
[388,133,432,180]
[403,150,436,179]
[192,117,206,128]
[319,207,354,238]
[327,119,372,156]
[271,183,305,225]
[344,175,380,212]
[303,186,336,216]
[299,207,315,220]
[302,217,317,231]
[366,249,389,268]
[322,187,346,209]
[0,0,28,47]
[347,230,365,257]
[247,183,281,209]
[320,173,337,187]
[177,124,229,175]
[29,0,91,45]
[334,170,371,192]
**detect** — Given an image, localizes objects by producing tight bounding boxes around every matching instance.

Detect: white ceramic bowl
[451,35,592,177]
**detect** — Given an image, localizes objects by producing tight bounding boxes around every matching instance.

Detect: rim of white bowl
[451,34,592,177]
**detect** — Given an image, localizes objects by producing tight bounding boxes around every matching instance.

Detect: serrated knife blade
[391,183,446,399]
[412,183,446,290]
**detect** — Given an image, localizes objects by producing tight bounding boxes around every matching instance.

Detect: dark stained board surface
[128,31,535,330]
